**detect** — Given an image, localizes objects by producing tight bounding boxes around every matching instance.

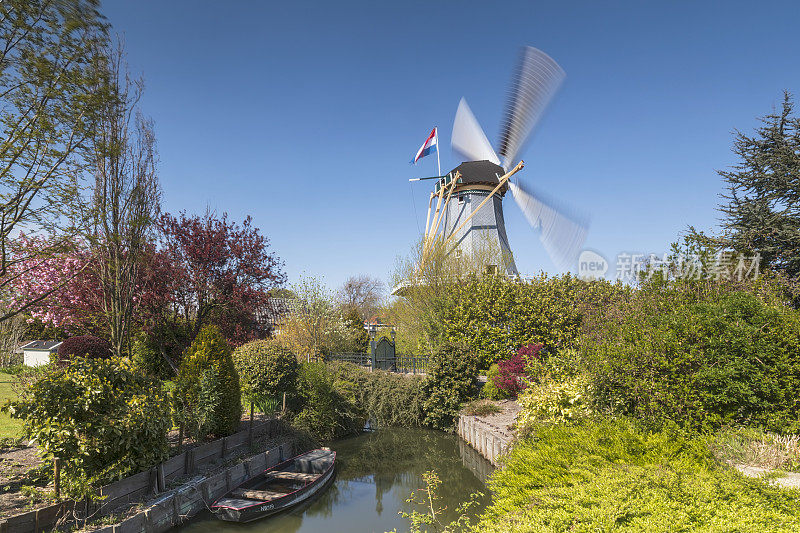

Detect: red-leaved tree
[157,211,286,346]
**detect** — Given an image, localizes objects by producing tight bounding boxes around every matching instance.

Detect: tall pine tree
[718,92,800,278]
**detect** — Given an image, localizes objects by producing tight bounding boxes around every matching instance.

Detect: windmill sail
[509,179,588,271]
[497,47,565,169]
[451,98,500,165]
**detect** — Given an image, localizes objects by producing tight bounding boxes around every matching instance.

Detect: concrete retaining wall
[456,415,511,466]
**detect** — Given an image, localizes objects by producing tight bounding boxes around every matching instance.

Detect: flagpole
[435,127,441,178]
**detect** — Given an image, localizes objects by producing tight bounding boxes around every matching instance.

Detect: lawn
[0,372,23,439]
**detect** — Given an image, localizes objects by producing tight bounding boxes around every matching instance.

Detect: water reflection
[179,428,492,533]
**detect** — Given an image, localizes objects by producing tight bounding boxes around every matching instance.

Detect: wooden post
[150,467,159,494]
[54,458,60,499]
[282,392,286,415]
[429,173,459,246]
[178,421,184,453]
[423,192,435,241]
[157,463,166,493]
[248,401,254,448]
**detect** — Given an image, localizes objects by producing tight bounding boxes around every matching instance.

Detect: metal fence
[326,352,429,375]
[395,353,430,375]
[327,352,371,367]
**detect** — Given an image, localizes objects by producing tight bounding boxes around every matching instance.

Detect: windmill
[419,47,588,275]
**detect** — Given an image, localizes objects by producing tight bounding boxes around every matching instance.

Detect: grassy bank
[472,419,800,532]
[0,372,22,439]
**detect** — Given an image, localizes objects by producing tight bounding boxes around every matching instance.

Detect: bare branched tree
[88,42,160,357]
[337,275,385,319]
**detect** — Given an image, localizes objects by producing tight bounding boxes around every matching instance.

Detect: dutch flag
[411,127,438,164]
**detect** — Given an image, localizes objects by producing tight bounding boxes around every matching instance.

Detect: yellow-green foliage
[516,377,591,435]
[293,362,362,441]
[473,419,800,532]
[177,326,242,438]
[327,361,427,427]
[441,273,624,368]
[480,364,510,400]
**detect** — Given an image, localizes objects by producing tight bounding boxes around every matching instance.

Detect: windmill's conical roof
[449,160,508,194]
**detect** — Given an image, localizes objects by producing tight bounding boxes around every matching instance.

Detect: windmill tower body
[440,160,519,275]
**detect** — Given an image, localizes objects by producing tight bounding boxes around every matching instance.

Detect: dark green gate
[372,336,396,371]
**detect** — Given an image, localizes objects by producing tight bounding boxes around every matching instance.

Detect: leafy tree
[8,238,103,333]
[343,308,369,353]
[0,0,108,322]
[717,92,800,279]
[3,357,170,497]
[158,211,285,345]
[233,339,298,408]
[176,325,241,438]
[280,275,351,360]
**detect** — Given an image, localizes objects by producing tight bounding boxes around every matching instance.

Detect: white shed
[21,340,62,367]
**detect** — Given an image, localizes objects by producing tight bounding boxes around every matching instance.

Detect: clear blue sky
[102,0,800,290]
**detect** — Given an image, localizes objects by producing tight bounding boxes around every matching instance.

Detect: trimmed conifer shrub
[176,325,242,438]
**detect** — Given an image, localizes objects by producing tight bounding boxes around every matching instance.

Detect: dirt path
[470,399,521,440]
[735,464,800,491]
[0,444,47,516]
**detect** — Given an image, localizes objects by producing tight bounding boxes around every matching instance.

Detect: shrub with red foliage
[491,343,544,398]
[58,336,112,362]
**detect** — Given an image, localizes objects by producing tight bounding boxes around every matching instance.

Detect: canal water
[179,428,492,533]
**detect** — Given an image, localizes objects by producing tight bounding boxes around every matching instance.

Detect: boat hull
[211,449,336,523]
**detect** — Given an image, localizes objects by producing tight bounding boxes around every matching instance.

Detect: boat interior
[216,449,335,507]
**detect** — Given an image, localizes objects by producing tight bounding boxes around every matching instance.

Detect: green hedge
[439,274,625,368]
[293,362,363,441]
[233,339,298,409]
[327,362,427,427]
[582,282,800,433]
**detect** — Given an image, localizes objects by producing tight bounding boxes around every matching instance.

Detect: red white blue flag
[411,127,438,164]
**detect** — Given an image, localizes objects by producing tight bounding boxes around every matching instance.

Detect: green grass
[472,419,800,532]
[0,372,24,439]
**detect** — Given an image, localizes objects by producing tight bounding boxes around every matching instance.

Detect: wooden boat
[210,448,336,523]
